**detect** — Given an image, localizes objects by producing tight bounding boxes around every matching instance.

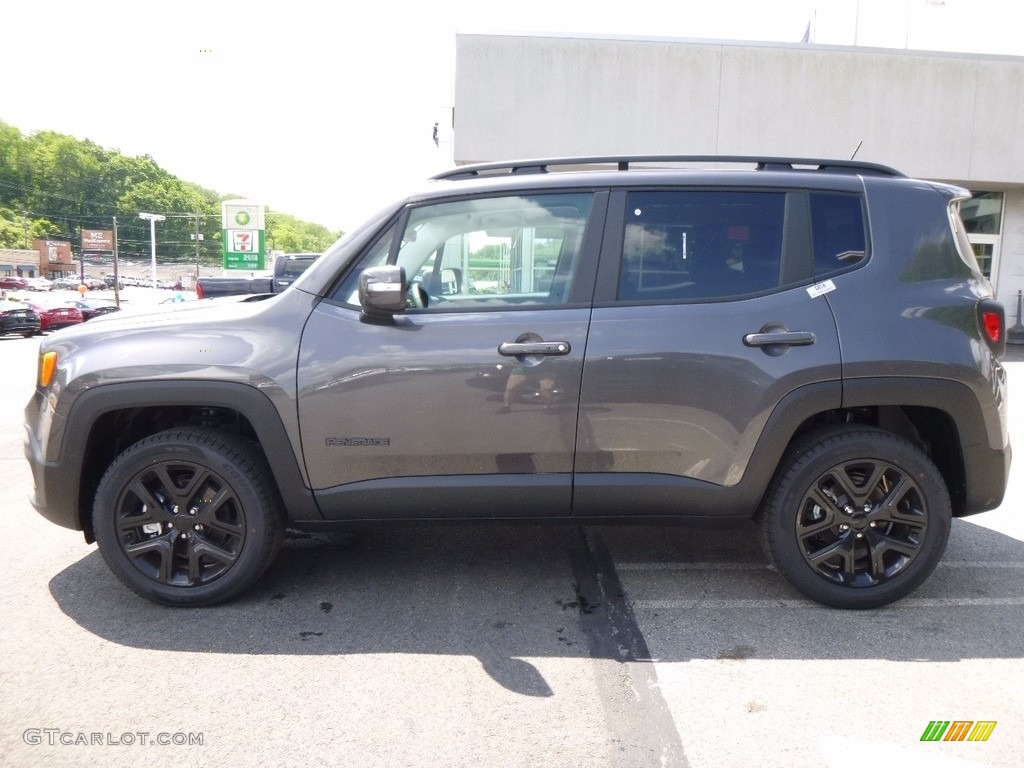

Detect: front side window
[334,193,593,309]
[618,190,785,302]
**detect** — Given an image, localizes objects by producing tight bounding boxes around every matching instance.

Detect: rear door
[575,187,846,516]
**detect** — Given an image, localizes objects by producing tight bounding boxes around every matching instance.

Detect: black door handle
[498,341,571,356]
[743,331,815,347]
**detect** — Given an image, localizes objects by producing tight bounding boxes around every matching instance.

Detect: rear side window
[618,190,785,302]
[810,193,867,276]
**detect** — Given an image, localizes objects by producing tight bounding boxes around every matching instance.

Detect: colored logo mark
[920,721,997,742]
[234,211,251,226]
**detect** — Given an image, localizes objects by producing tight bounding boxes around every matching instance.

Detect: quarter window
[618,190,785,301]
[810,193,867,276]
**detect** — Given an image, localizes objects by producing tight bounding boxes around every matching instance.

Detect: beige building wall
[454,33,1024,305]
[0,249,41,276]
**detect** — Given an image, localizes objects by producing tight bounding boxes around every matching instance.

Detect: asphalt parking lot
[1,330,1022,767]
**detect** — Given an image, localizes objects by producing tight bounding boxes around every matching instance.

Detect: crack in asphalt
[566,527,689,767]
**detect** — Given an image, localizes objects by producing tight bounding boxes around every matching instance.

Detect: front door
[297,191,604,519]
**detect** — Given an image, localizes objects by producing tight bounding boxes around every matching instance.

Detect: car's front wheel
[759,427,951,609]
[93,429,284,606]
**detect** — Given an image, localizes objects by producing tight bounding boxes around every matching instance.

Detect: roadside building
[33,239,78,278]
[453,33,1024,311]
[0,248,40,278]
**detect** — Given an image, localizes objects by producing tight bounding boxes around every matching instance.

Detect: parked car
[24,155,1010,609]
[1,276,29,291]
[67,298,120,321]
[25,300,84,332]
[26,277,54,292]
[0,302,41,336]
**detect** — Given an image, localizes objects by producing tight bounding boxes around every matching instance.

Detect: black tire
[93,429,284,606]
[759,427,951,609]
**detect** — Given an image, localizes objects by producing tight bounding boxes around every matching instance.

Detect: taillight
[978,299,1005,357]
[983,312,1002,343]
[196,282,205,299]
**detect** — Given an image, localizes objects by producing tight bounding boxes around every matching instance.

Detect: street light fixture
[138,212,165,290]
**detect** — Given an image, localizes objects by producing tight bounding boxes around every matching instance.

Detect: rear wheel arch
[744,381,973,516]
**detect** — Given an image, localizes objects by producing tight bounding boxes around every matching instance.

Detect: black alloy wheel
[760,427,951,609]
[796,458,927,587]
[93,429,283,606]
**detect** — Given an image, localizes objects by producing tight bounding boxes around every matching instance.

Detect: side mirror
[359,265,407,319]
[440,268,461,295]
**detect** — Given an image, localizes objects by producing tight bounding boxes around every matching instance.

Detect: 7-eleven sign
[232,231,253,251]
[222,199,266,270]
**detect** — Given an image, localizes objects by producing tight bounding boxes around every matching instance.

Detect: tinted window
[278,257,316,279]
[618,190,785,302]
[810,193,867,275]
[335,194,593,309]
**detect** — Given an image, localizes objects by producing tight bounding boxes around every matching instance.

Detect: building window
[961,192,1003,281]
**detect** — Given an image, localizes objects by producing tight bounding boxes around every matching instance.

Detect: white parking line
[616,561,1024,572]
[616,562,769,571]
[632,596,1024,610]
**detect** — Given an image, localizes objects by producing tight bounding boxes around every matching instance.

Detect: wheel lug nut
[189,508,198,516]
[168,522,174,529]
[869,521,876,528]
[856,533,864,538]
[863,504,872,512]
[173,505,179,514]
[182,532,188,539]
[843,506,854,515]
[839,524,850,531]
[194,524,202,531]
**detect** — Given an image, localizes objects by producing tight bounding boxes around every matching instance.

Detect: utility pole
[112,216,121,307]
[78,224,85,285]
[193,213,203,285]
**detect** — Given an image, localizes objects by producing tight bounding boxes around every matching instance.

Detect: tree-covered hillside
[0,121,342,263]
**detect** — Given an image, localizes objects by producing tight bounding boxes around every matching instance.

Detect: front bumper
[23,393,83,533]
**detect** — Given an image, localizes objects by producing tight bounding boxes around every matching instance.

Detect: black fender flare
[61,381,322,532]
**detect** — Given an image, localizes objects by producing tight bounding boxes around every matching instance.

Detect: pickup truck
[195,253,320,299]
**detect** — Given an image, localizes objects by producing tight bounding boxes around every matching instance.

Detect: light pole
[138,212,165,290]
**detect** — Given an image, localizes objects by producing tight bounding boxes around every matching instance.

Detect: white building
[453,32,1024,312]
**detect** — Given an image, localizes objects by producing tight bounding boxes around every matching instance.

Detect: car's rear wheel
[93,429,283,606]
[759,427,951,609]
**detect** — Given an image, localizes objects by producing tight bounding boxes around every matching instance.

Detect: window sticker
[806,279,836,298]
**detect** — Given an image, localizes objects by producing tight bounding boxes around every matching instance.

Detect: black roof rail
[431,155,904,180]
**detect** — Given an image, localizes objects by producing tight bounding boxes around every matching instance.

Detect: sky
[1,0,1020,233]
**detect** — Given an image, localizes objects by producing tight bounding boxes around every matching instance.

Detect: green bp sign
[222,200,266,270]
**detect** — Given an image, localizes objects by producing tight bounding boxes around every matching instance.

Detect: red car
[0,276,29,291]
[26,301,85,332]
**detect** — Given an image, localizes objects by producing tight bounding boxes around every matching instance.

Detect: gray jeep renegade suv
[24,156,1011,609]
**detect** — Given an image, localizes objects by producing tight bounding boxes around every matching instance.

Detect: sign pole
[112,217,120,307]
